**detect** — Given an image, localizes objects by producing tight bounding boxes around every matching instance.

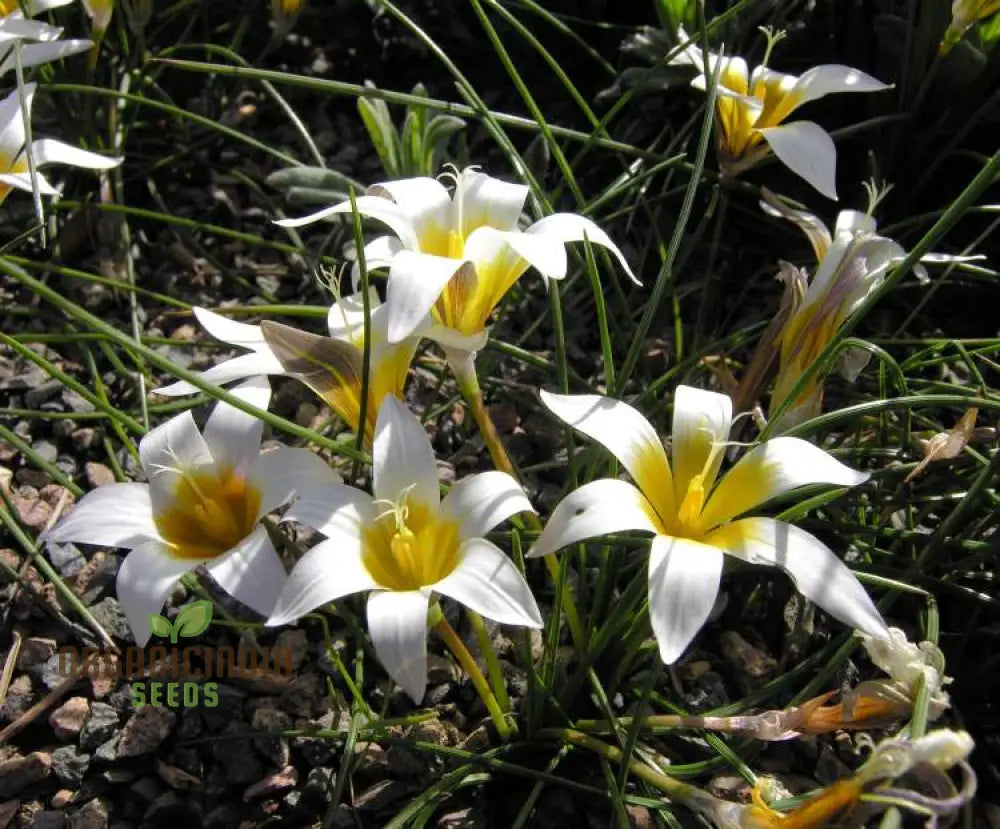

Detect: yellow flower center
[676,473,707,537]
[361,498,461,592]
[155,467,261,560]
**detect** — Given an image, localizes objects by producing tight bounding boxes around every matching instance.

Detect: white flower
[275,166,638,353]
[44,377,334,646]
[154,289,417,445]
[0,82,120,205]
[0,0,93,75]
[859,626,951,720]
[266,396,543,702]
[529,385,888,664]
[672,28,889,199]
[941,0,1000,53]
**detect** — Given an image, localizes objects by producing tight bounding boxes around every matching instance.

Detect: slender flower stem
[446,347,586,650]
[431,603,514,742]
[539,729,740,825]
[467,609,511,714]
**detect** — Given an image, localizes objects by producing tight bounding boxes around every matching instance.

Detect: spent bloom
[267,396,543,702]
[44,378,333,645]
[529,385,888,664]
[766,206,907,429]
[155,289,417,446]
[941,0,1000,53]
[671,27,889,199]
[276,166,638,356]
[81,0,113,40]
[0,82,121,205]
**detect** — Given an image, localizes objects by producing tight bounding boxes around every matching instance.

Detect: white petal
[116,540,196,647]
[0,19,62,41]
[367,589,429,703]
[30,138,120,170]
[251,446,341,518]
[0,170,58,195]
[266,537,377,627]
[526,214,638,285]
[372,396,439,513]
[0,40,93,75]
[153,351,285,396]
[369,176,452,247]
[282,481,374,538]
[478,226,565,281]
[648,534,724,664]
[358,235,404,272]
[527,479,660,558]
[758,121,838,201]
[699,437,869,530]
[202,376,270,476]
[789,64,890,112]
[453,167,527,236]
[43,482,158,549]
[0,81,32,152]
[204,525,285,618]
[539,390,675,522]
[432,538,542,627]
[193,307,268,347]
[439,470,533,538]
[138,411,212,516]
[27,0,76,13]
[325,286,381,341]
[385,250,469,343]
[704,517,888,639]
[670,385,733,505]
[276,195,420,250]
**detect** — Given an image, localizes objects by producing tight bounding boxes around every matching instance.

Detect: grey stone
[47,543,86,579]
[212,722,262,785]
[0,674,34,723]
[88,598,132,644]
[25,382,61,408]
[116,706,175,758]
[51,746,90,788]
[79,703,119,750]
[29,811,66,829]
[67,797,109,829]
[83,463,114,489]
[198,684,245,731]
[249,705,291,768]
[31,439,59,463]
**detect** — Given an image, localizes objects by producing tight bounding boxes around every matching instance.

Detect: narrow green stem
[540,729,737,824]
[431,603,513,742]
[447,348,586,650]
[467,609,511,713]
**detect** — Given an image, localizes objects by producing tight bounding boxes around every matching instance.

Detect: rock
[29,811,65,829]
[79,703,119,750]
[92,738,119,765]
[39,653,71,690]
[302,767,334,805]
[386,745,428,777]
[249,704,291,768]
[352,779,410,811]
[15,468,50,489]
[68,798,109,829]
[12,488,52,533]
[242,765,297,801]
[143,791,200,823]
[50,746,90,788]
[352,742,388,777]
[116,706,175,758]
[198,684,245,731]
[426,654,461,684]
[49,698,90,742]
[411,719,459,747]
[154,759,201,790]
[0,752,52,798]
[25,383,61,408]
[50,791,74,809]
[0,799,16,829]
[0,674,34,723]
[719,631,778,693]
[83,464,115,489]
[275,629,308,671]
[626,805,654,828]
[88,598,132,644]
[69,429,103,452]
[458,725,491,753]
[47,544,86,579]
[61,391,95,415]
[212,722,262,785]
[72,552,121,605]
[278,672,325,718]
[682,670,729,711]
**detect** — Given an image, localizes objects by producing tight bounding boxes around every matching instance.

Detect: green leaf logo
[175,600,213,640]
[148,613,172,639]
[147,601,214,643]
